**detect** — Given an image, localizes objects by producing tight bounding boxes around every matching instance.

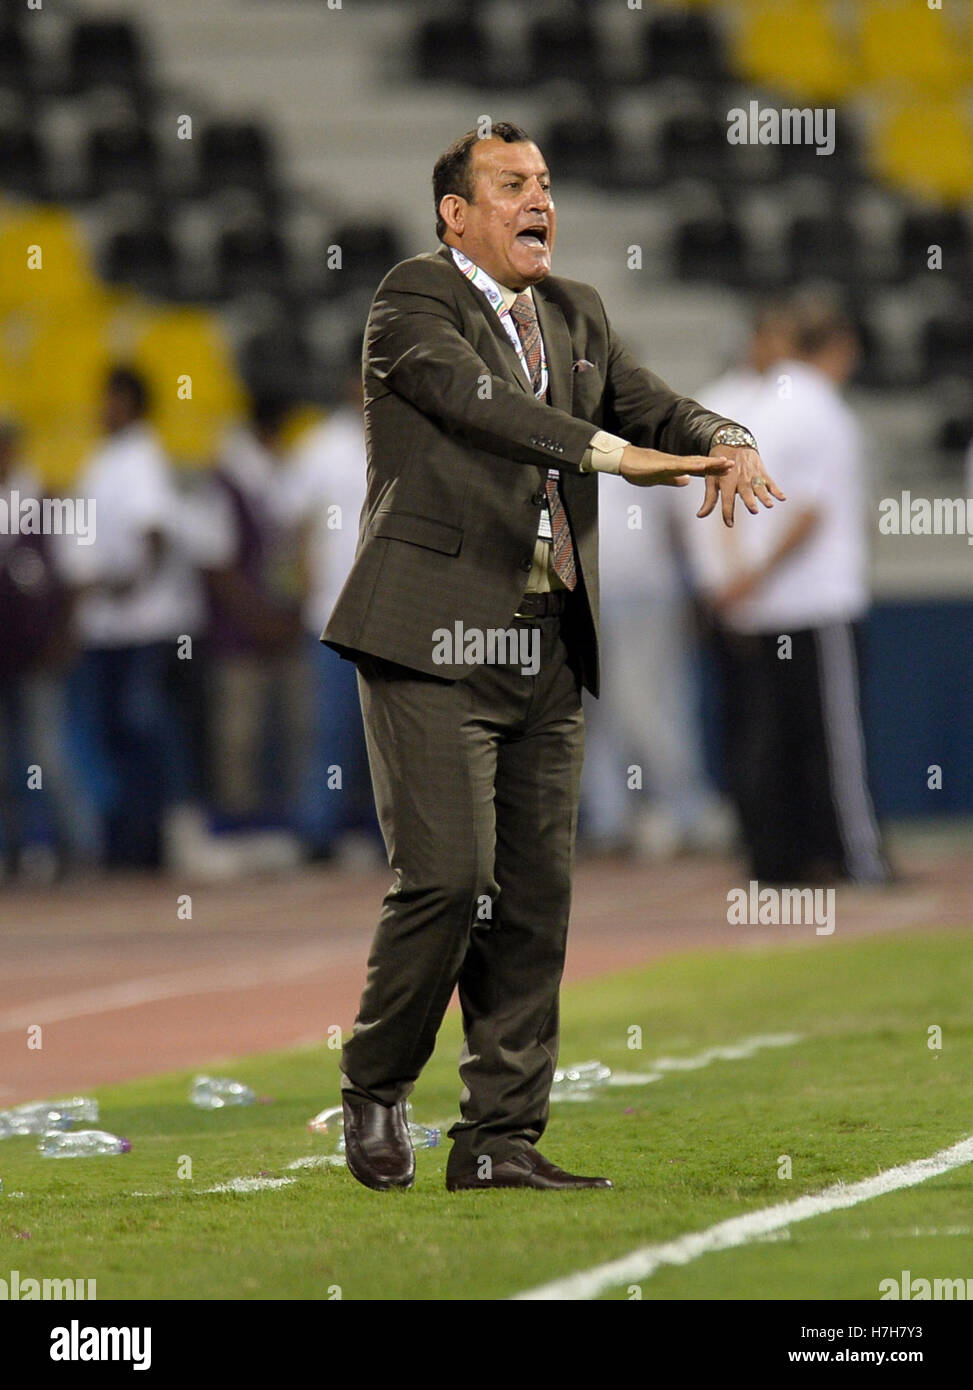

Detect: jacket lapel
[533,289,574,416]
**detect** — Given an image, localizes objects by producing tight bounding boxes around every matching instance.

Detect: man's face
[445,139,556,290]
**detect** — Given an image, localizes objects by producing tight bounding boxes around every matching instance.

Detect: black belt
[514,590,570,618]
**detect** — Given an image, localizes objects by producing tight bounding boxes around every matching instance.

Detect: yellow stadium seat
[873,103,973,204]
[861,1,971,93]
[0,207,99,312]
[28,417,100,492]
[17,303,113,428]
[132,308,246,466]
[734,1,859,102]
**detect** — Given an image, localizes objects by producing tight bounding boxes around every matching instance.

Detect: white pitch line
[197,1177,296,1194]
[513,1134,973,1301]
[553,1033,803,1099]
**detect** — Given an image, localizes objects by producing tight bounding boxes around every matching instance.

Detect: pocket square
[572,358,596,373]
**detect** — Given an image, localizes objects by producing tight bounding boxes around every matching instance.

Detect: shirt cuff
[580,429,629,474]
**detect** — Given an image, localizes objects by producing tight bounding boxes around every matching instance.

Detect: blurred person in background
[694,294,890,886]
[0,415,98,882]
[205,396,305,827]
[279,348,381,865]
[581,480,733,860]
[65,366,228,874]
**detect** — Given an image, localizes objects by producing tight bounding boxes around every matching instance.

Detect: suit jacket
[322,244,741,696]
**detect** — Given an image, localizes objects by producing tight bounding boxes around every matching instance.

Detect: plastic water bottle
[190,1076,256,1110]
[550,1060,612,1100]
[39,1130,131,1158]
[0,1097,99,1137]
[307,1102,440,1151]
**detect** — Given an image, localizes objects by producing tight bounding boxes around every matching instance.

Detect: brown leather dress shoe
[446,1148,612,1192]
[342,1094,415,1191]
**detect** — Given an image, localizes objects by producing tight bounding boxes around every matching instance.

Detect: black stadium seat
[786,212,862,284]
[642,10,727,84]
[217,221,288,299]
[199,121,275,196]
[0,19,32,93]
[527,12,601,85]
[674,213,746,283]
[102,225,178,301]
[658,110,730,184]
[323,219,403,297]
[542,111,617,183]
[0,120,47,198]
[414,12,488,87]
[899,208,971,280]
[921,308,973,383]
[68,20,147,95]
[86,123,160,197]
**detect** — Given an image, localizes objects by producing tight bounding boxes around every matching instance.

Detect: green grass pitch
[1,930,971,1300]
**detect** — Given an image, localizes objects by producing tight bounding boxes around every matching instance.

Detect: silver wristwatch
[711,425,758,450]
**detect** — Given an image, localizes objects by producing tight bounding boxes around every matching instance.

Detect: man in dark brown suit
[324,122,783,1192]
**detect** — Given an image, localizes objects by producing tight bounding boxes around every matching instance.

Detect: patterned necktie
[509,292,577,591]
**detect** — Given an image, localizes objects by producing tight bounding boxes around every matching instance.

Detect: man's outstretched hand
[619,444,786,528]
[697,444,786,527]
[619,445,734,489]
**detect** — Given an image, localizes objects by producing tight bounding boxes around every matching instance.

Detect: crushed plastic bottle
[39,1130,131,1158]
[190,1076,256,1110]
[550,1060,612,1101]
[0,1097,99,1137]
[307,1102,440,1151]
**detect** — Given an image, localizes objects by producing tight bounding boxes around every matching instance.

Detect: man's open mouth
[516,226,548,245]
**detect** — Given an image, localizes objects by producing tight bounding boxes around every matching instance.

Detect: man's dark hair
[432,121,533,242]
[251,394,291,437]
[106,365,150,417]
[789,289,856,357]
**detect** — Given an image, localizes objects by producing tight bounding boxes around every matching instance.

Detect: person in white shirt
[580,479,732,857]
[277,356,380,860]
[694,295,889,885]
[205,399,305,823]
[66,368,206,869]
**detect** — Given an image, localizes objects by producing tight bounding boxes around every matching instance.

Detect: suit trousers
[340,607,586,1169]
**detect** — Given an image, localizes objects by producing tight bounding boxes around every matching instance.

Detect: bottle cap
[118,1138,132,1153]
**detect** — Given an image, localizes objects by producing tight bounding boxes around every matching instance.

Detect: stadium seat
[68,20,148,96]
[785,211,863,284]
[899,209,972,282]
[733,0,858,101]
[102,225,179,302]
[199,121,276,198]
[414,11,489,86]
[0,119,48,199]
[673,213,746,283]
[527,10,602,85]
[216,221,288,300]
[860,1,971,93]
[542,108,618,183]
[921,308,973,384]
[132,307,246,464]
[874,104,973,204]
[86,122,161,198]
[658,110,731,185]
[322,219,403,298]
[0,17,33,94]
[0,208,97,310]
[239,318,314,401]
[642,10,727,84]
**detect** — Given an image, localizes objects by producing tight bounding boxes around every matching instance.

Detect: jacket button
[520,556,533,572]
[531,491,545,505]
